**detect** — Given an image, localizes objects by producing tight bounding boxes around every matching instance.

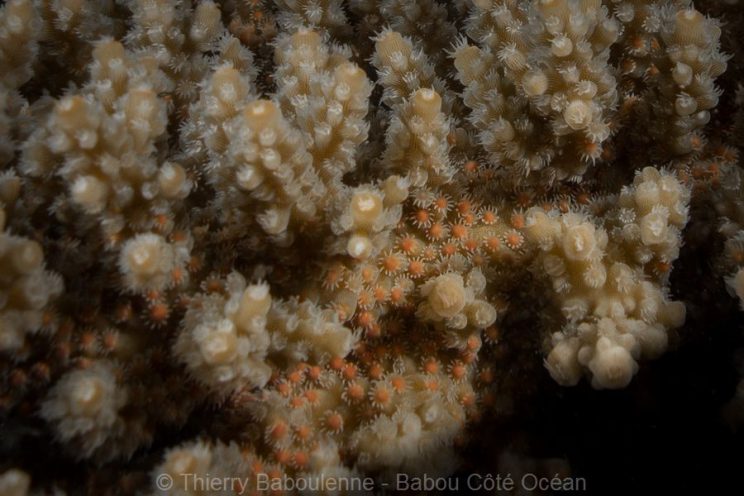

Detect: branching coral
[1,0,743,494]
[527,167,688,388]
[175,271,355,396]
[0,207,62,353]
[454,0,621,183]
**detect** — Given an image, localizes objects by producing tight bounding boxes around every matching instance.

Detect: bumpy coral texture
[1,0,743,494]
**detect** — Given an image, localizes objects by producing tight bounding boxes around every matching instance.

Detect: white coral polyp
[0,469,30,496]
[154,440,248,496]
[545,338,582,386]
[346,234,373,259]
[522,70,548,96]
[198,320,239,366]
[588,339,638,389]
[640,211,669,245]
[427,273,467,319]
[119,233,175,292]
[233,283,272,330]
[350,190,383,229]
[563,100,592,130]
[40,361,127,458]
[353,410,424,469]
[562,223,598,261]
[466,300,497,329]
[71,175,108,213]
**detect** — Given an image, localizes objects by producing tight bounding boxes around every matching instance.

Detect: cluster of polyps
[525,168,688,388]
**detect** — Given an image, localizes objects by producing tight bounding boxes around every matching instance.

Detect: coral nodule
[1,0,744,494]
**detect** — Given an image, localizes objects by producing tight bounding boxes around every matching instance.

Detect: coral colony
[0,0,743,494]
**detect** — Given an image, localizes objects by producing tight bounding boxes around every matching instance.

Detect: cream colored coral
[372,30,449,109]
[0,209,62,352]
[175,272,355,396]
[330,182,407,260]
[616,3,727,156]
[125,0,254,107]
[378,0,457,76]
[118,233,187,293]
[0,1,737,491]
[246,355,474,485]
[383,88,454,188]
[20,38,192,243]
[40,361,129,459]
[0,0,40,89]
[274,0,347,35]
[417,269,497,338]
[296,441,368,495]
[0,469,30,496]
[181,62,255,166]
[426,273,468,319]
[613,167,690,269]
[525,168,688,388]
[153,440,249,496]
[350,359,470,480]
[220,99,324,240]
[175,274,274,395]
[274,30,372,190]
[454,0,619,183]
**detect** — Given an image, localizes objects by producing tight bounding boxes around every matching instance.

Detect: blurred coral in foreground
[1,0,744,493]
